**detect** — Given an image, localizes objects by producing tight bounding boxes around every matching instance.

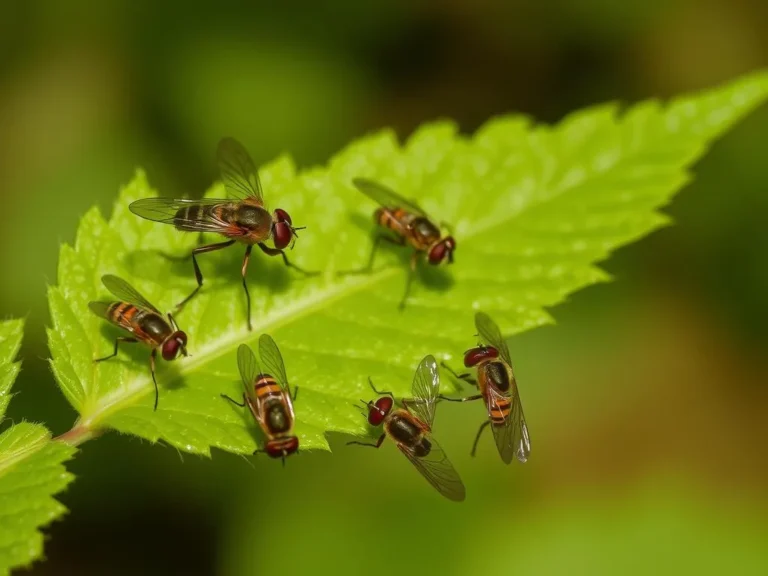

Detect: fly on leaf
[221,335,300,466]
[129,137,317,331]
[349,355,466,502]
[440,312,531,464]
[89,274,188,411]
[340,178,456,309]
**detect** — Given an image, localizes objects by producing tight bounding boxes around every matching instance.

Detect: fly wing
[352,177,428,217]
[407,355,440,429]
[487,385,531,464]
[475,311,513,366]
[399,432,465,502]
[237,344,261,398]
[217,137,263,203]
[101,275,161,313]
[258,334,290,392]
[129,198,240,234]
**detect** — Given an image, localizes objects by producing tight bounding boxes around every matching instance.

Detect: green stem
[54,423,103,447]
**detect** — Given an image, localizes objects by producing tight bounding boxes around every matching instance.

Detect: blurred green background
[2,1,768,574]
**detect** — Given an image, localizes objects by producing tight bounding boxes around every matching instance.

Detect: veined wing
[487,384,531,464]
[399,433,465,502]
[101,275,161,314]
[352,177,428,217]
[406,355,440,428]
[237,344,261,397]
[475,311,512,366]
[217,137,263,203]
[258,334,289,392]
[129,198,240,234]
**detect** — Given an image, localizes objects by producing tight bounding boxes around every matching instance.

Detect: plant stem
[54,424,102,447]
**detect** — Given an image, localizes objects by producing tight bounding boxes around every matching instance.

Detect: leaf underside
[0,320,76,576]
[47,71,768,456]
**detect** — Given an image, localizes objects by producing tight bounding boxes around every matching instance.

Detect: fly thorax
[483,360,511,392]
[140,313,171,342]
[411,217,440,244]
[234,204,271,233]
[387,413,421,445]
[266,401,290,433]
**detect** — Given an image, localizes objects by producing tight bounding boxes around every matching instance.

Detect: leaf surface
[0,320,75,575]
[47,71,768,455]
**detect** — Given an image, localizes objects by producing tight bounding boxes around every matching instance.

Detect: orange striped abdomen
[254,375,282,400]
[107,302,171,346]
[488,395,511,424]
[374,207,410,235]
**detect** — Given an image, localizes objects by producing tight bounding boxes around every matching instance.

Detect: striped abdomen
[479,360,513,424]
[254,374,282,400]
[173,203,233,232]
[108,303,171,346]
[252,374,293,436]
[374,207,412,235]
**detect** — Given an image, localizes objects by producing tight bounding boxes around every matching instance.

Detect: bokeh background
[2,1,768,574]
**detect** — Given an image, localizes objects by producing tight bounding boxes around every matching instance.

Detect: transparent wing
[101,275,160,313]
[352,177,427,217]
[237,344,261,395]
[475,311,512,366]
[217,137,263,202]
[407,355,440,428]
[258,334,289,392]
[87,301,112,319]
[399,432,466,502]
[488,385,531,464]
[129,198,237,234]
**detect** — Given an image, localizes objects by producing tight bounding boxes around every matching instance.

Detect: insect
[221,336,299,465]
[128,137,316,331]
[340,178,456,309]
[349,355,465,502]
[440,312,531,464]
[89,274,188,411]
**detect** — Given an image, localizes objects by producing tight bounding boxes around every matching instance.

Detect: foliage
[0,319,75,576]
[46,71,768,458]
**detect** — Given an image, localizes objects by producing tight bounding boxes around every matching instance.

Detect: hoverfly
[349,355,465,502]
[129,137,317,331]
[221,336,299,465]
[340,178,456,309]
[440,312,530,464]
[89,274,188,411]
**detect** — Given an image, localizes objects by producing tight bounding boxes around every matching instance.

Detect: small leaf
[0,319,76,576]
[47,71,768,456]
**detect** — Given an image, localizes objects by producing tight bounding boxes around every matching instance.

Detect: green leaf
[0,319,76,576]
[48,71,768,456]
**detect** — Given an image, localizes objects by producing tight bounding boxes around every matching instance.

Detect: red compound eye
[273,222,292,250]
[463,346,498,367]
[368,396,393,426]
[274,208,292,225]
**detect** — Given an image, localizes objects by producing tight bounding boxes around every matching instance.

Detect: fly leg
[470,421,492,457]
[338,234,406,276]
[367,377,394,399]
[241,245,253,332]
[437,393,484,403]
[221,393,247,408]
[149,348,159,411]
[257,242,319,276]
[347,433,386,448]
[174,239,236,313]
[292,386,299,401]
[398,251,419,310]
[440,362,477,386]
[93,336,138,362]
